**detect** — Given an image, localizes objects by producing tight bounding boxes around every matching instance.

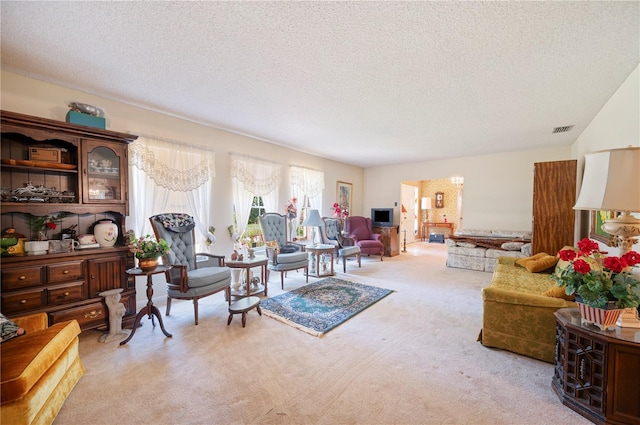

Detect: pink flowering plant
[285,197,297,219]
[331,202,349,223]
[331,202,349,231]
[127,230,170,259]
[551,238,640,309]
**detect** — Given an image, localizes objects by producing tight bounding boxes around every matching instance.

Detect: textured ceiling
[1,2,638,168]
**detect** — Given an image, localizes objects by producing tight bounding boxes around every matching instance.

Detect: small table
[120,265,173,345]
[306,244,335,277]
[552,308,640,424]
[227,296,262,327]
[421,222,453,241]
[226,256,269,298]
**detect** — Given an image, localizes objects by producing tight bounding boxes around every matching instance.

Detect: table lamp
[302,209,324,246]
[574,147,640,254]
[421,197,432,222]
[573,146,640,328]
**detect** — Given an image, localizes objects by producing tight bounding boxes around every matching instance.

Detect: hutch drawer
[1,266,44,290]
[1,289,46,315]
[48,261,84,283]
[47,282,85,306]
[49,301,106,329]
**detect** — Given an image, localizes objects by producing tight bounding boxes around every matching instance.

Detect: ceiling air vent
[552,125,574,134]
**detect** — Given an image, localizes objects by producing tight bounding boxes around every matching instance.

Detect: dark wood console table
[552,308,640,425]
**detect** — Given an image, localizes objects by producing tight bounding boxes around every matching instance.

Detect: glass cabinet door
[82,141,127,204]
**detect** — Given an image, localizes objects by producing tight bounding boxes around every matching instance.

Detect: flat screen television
[371,208,394,227]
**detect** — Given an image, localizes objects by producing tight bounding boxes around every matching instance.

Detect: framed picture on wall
[435,192,444,208]
[337,181,352,213]
[590,210,616,244]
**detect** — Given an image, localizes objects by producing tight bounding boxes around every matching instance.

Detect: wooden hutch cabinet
[552,308,640,425]
[1,110,138,331]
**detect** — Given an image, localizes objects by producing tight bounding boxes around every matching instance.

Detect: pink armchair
[344,216,384,261]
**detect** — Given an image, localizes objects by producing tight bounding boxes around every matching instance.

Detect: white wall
[364,64,639,236]
[572,64,639,160]
[570,63,640,254]
[364,146,572,232]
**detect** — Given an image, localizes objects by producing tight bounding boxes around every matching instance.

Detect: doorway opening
[400,177,463,246]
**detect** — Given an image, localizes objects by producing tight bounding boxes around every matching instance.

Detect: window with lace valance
[290,165,325,238]
[290,165,325,200]
[230,154,281,239]
[129,136,215,191]
[127,135,216,250]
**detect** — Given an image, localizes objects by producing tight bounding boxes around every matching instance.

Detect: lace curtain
[127,135,215,243]
[230,154,281,237]
[290,165,324,214]
[129,136,215,191]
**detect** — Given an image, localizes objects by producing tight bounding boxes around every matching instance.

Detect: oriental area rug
[260,277,393,336]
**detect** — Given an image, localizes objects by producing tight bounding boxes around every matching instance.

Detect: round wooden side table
[120,265,172,345]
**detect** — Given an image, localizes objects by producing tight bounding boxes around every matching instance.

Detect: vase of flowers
[331,202,349,233]
[551,238,640,331]
[127,231,170,272]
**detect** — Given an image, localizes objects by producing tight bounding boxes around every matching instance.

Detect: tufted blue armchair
[149,213,231,325]
[320,217,342,255]
[258,212,308,289]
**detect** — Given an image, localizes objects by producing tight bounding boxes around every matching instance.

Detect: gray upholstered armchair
[258,212,309,289]
[320,217,342,255]
[149,213,231,325]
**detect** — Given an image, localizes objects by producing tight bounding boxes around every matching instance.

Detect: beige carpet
[54,243,590,425]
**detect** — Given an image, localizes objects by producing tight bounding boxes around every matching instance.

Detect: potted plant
[331,202,349,232]
[26,213,58,241]
[551,238,640,330]
[127,231,170,271]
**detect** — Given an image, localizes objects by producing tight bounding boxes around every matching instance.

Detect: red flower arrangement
[551,238,640,309]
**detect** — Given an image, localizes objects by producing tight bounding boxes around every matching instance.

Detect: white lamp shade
[574,147,640,212]
[421,197,432,209]
[302,209,324,227]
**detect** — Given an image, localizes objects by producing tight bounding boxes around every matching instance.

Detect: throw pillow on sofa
[516,252,547,266]
[543,284,575,301]
[516,253,558,273]
[0,313,25,342]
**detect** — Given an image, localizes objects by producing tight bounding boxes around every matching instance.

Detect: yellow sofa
[480,256,576,363]
[1,313,85,425]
